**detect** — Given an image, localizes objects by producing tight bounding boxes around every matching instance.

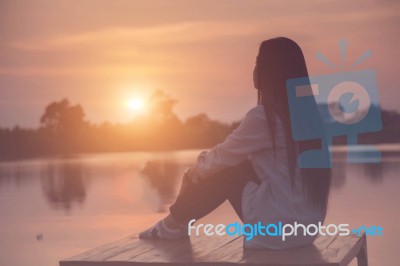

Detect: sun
[127,98,145,111]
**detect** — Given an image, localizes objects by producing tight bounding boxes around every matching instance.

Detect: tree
[40,99,87,154]
[40,98,85,133]
[132,90,184,149]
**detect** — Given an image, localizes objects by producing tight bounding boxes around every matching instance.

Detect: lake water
[0,147,399,266]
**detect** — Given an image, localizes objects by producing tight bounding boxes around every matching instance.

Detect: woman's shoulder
[245,104,266,119]
[243,104,284,134]
[238,105,268,132]
[246,104,284,125]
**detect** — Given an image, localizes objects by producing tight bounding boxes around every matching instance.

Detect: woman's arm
[189,106,271,181]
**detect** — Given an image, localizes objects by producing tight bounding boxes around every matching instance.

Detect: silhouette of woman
[140,37,331,249]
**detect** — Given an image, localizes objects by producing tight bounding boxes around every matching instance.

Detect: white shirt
[193,104,325,249]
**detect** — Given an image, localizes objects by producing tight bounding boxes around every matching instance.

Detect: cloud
[8,21,261,51]
[0,64,177,77]
[5,1,398,54]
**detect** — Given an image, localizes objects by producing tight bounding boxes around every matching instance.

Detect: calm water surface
[0,148,399,266]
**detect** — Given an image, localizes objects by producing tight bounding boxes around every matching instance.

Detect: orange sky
[0,0,399,128]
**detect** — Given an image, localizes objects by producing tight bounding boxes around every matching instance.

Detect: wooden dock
[60,233,367,266]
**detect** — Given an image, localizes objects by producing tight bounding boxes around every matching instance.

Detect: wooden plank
[193,235,244,263]
[60,235,138,263]
[187,232,339,264]
[234,235,339,265]
[103,239,153,262]
[60,234,365,266]
[313,234,339,250]
[320,234,366,266]
[127,234,240,264]
[173,234,241,262]
[356,234,368,266]
[85,237,152,262]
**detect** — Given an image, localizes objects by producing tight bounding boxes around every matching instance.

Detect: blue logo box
[286,69,382,168]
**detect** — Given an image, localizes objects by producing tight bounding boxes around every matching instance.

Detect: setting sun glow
[127,98,145,111]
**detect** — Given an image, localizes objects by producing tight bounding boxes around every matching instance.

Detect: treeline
[358,109,400,144]
[0,90,400,161]
[0,91,236,161]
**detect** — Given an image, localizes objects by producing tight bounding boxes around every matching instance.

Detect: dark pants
[169,160,260,224]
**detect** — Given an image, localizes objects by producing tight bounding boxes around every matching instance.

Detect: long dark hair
[256,37,331,212]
